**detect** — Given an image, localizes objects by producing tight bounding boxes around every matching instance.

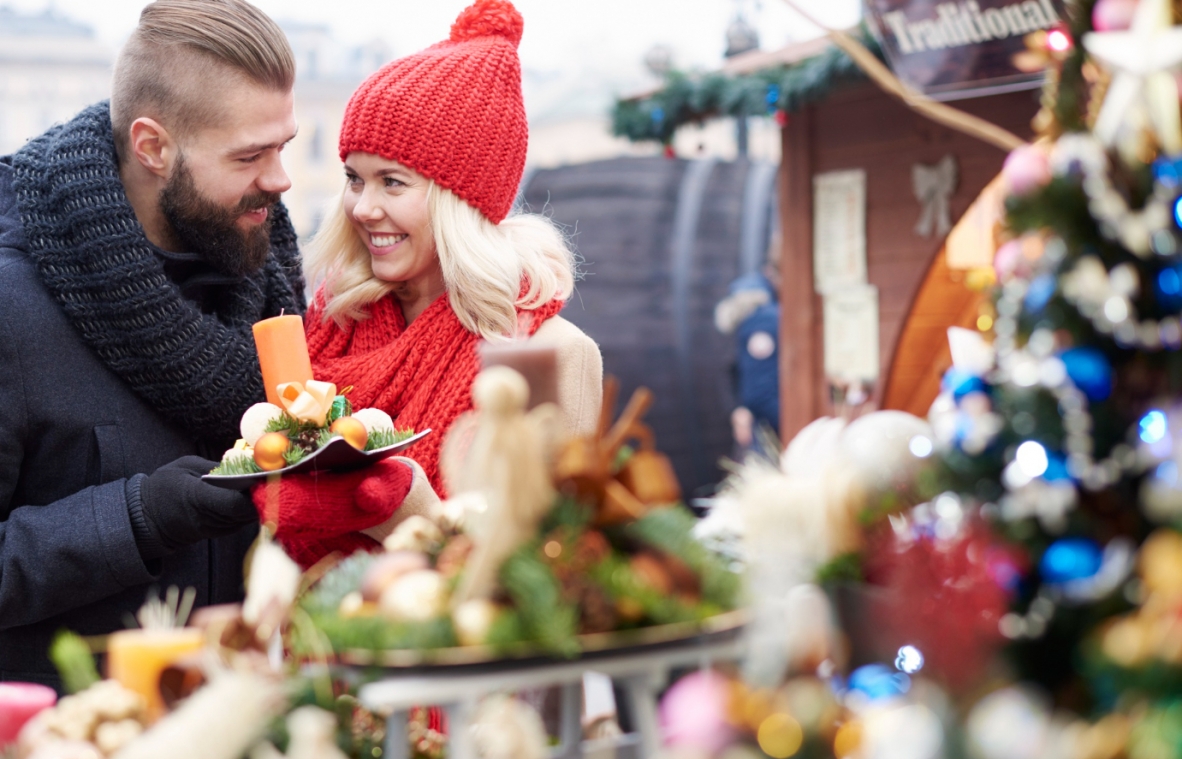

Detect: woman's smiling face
[342,152,439,285]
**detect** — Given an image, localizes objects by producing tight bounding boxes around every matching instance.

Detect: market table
[357,631,745,759]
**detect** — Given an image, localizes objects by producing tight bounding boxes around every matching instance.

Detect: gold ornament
[329,416,368,450]
[252,432,290,471]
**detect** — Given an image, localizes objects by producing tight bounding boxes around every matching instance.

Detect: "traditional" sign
[866,0,1067,100]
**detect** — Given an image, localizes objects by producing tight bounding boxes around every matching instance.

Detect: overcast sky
[6,0,861,123]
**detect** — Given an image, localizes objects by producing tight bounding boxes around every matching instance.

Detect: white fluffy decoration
[111,672,285,759]
[351,407,395,434]
[239,403,285,446]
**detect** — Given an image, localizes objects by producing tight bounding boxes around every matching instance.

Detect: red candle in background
[0,682,57,747]
[252,314,314,407]
[480,343,558,409]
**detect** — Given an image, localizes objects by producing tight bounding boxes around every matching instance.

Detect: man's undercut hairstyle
[111,0,295,159]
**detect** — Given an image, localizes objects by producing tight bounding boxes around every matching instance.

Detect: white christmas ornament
[350,407,395,435]
[239,403,285,446]
[378,570,447,622]
[1083,0,1182,154]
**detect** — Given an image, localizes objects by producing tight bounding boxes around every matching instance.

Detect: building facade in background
[0,7,113,155]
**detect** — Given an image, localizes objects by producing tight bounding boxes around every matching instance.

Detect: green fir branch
[50,630,100,694]
[364,427,416,451]
[611,26,878,144]
[499,544,580,657]
[209,454,262,476]
[625,506,741,609]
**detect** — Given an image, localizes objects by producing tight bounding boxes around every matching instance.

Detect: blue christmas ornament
[650,106,665,125]
[765,84,780,109]
[1040,538,1103,584]
[1024,273,1057,313]
[1059,346,1113,401]
[942,367,988,400]
[1156,266,1182,310]
[1153,155,1182,190]
[847,664,911,700]
[1043,451,1070,481]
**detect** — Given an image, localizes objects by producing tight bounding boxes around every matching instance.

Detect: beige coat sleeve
[530,315,604,438]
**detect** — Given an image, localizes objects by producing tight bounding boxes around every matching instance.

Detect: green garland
[611,27,877,145]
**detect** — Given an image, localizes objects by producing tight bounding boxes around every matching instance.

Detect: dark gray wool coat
[0,102,305,687]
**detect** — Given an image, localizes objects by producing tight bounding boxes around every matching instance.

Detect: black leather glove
[127,456,256,560]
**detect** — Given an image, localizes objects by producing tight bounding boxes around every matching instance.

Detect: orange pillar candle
[107,628,204,722]
[253,314,314,406]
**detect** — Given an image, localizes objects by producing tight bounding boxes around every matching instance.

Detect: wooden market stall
[762,58,1039,438]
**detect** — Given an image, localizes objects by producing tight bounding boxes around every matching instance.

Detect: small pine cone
[578,583,618,634]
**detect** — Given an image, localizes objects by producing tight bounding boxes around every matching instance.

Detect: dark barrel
[521,156,779,497]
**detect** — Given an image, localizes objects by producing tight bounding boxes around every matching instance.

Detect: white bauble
[379,570,447,622]
[453,599,501,647]
[351,407,395,435]
[239,403,285,446]
[840,411,934,495]
[221,447,254,467]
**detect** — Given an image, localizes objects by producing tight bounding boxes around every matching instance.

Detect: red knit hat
[338,0,527,224]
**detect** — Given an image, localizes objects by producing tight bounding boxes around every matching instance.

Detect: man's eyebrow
[227,128,299,156]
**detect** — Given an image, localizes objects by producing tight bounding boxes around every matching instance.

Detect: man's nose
[258,152,292,195]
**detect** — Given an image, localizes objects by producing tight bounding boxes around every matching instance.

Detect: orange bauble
[330,416,369,450]
[253,432,291,471]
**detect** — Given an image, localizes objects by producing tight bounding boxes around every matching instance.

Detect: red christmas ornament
[864,522,1010,691]
[774,110,789,127]
[663,145,677,159]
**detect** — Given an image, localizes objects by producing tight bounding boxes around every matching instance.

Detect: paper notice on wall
[813,169,867,294]
[824,284,880,382]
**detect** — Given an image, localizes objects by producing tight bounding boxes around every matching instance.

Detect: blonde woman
[255,0,602,567]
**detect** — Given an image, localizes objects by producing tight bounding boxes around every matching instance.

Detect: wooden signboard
[864,0,1067,100]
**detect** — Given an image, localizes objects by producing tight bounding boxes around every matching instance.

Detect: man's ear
[127,117,178,179]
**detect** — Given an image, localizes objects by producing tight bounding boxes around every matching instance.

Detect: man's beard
[159,155,280,278]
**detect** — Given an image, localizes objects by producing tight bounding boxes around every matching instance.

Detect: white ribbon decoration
[912,154,958,238]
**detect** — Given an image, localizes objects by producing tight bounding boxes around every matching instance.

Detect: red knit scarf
[305,288,564,495]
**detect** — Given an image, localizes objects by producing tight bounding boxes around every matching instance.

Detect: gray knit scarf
[11,101,305,445]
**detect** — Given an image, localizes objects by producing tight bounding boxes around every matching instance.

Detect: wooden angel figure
[442,366,563,603]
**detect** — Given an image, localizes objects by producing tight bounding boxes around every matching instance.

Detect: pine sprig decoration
[626,506,741,608]
[49,630,100,694]
[612,26,877,144]
[209,454,262,476]
[499,543,580,657]
[365,427,416,451]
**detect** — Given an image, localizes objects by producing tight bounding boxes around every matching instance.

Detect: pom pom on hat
[450,0,524,47]
[338,0,528,224]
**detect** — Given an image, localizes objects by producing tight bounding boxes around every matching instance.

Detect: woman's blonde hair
[304,182,576,340]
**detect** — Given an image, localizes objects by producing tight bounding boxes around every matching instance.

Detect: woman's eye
[384,177,404,188]
[345,173,361,186]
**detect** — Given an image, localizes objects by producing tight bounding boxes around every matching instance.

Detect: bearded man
[0,0,303,687]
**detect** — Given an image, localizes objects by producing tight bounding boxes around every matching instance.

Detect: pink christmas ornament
[994,240,1024,282]
[658,671,736,755]
[1092,0,1139,31]
[0,683,56,747]
[1002,146,1051,196]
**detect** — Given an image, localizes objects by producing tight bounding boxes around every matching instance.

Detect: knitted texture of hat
[11,101,305,446]
[305,286,563,496]
[337,0,527,224]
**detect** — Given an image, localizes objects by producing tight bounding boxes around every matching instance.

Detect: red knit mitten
[251,458,413,565]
